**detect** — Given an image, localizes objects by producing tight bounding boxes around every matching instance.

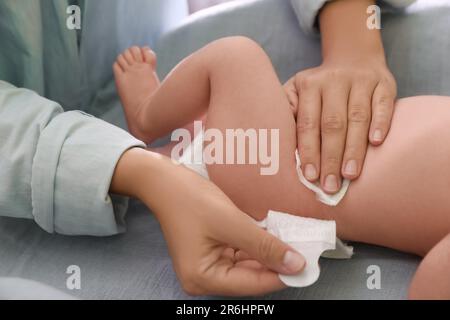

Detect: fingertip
[342,172,359,181]
[370,129,385,145]
[370,140,383,147]
[342,159,359,180]
[281,250,306,275]
[303,164,319,182]
[322,174,341,194]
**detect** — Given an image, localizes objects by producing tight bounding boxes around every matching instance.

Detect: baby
[113,37,450,299]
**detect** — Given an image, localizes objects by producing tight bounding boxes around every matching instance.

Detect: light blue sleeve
[290,0,417,35]
[0,81,145,236]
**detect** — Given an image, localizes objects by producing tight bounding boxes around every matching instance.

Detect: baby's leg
[114,46,207,145]
[115,40,450,261]
[119,37,294,143]
[114,46,160,143]
[114,37,311,221]
[409,233,450,299]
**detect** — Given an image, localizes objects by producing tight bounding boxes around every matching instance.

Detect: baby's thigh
[205,89,302,220]
[409,233,450,299]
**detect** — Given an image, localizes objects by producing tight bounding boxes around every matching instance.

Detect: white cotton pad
[295,151,350,207]
[257,211,353,288]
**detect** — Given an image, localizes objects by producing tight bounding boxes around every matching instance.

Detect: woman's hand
[287,0,397,194]
[112,148,305,296]
[285,59,397,192]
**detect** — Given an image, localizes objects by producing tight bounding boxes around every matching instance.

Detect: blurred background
[189,0,235,13]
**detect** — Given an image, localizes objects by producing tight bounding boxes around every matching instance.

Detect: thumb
[222,216,306,275]
[250,227,306,275]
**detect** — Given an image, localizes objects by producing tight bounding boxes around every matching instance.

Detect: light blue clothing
[0,81,145,236]
[0,0,186,236]
[0,0,187,111]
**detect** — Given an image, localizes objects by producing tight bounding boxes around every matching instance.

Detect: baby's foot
[113,46,160,143]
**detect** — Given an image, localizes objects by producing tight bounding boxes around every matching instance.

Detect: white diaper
[178,132,354,287]
[178,131,209,180]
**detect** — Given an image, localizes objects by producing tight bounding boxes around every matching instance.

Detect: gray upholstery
[2,0,450,299]
[156,0,450,98]
[0,201,419,299]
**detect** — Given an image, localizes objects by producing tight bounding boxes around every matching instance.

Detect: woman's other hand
[112,148,305,296]
[289,0,397,194]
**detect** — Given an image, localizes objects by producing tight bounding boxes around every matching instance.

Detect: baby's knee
[408,233,450,300]
[222,36,263,53]
[206,36,268,64]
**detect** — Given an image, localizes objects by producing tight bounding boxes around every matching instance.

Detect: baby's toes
[116,54,129,71]
[142,47,157,67]
[123,48,136,66]
[130,46,144,63]
[113,62,123,77]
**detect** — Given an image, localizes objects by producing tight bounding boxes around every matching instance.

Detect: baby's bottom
[142,37,450,298]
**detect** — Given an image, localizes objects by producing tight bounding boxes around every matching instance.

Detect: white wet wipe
[295,151,350,206]
[257,211,353,288]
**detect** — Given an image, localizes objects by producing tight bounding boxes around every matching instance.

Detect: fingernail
[373,129,383,142]
[324,175,339,192]
[283,251,305,272]
[304,164,317,180]
[344,160,357,176]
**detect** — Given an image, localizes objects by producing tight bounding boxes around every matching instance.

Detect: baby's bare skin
[333,97,450,253]
[114,37,450,299]
[207,95,450,257]
[310,97,450,256]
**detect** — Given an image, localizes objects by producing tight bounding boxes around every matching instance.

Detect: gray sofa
[2,0,450,299]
